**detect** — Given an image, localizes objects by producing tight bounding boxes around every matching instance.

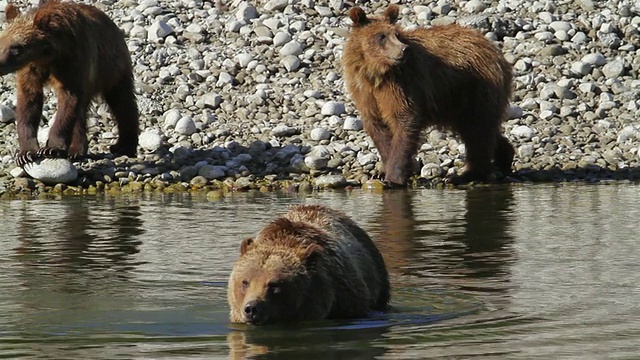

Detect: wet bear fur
[342,5,515,185]
[227,204,390,325]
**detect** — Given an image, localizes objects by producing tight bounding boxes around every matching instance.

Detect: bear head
[0,2,55,75]
[227,218,326,325]
[347,5,408,74]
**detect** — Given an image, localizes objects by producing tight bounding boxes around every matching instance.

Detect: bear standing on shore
[227,204,390,325]
[0,0,139,167]
[342,5,515,185]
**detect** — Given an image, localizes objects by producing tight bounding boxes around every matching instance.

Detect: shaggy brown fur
[227,204,390,325]
[0,0,139,167]
[342,5,515,185]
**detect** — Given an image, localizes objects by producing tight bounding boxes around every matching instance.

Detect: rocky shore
[2,0,640,198]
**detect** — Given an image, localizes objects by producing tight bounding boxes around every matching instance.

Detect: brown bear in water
[342,5,515,185]
[0,0,139,167]
[227,204,390,325]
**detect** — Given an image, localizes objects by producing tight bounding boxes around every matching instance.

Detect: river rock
[22,158,78,184]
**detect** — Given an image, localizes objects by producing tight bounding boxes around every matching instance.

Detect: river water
[0,183,638,359]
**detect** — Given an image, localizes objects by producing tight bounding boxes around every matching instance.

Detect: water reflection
[0,185,639,359]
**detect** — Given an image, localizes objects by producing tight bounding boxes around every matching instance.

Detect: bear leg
[362,117,393,164]
[15,83,47,167]
[384,128,421,185]
[104,76,139,157]
[67,106,90,161]
[451,129,496,184]
[46,91,88,160]
[493,134,514,176]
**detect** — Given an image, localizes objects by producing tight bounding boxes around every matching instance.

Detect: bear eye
[9,44,22,57]
[241,280,249,289]
[376,33,387,44]
[267,282,282,295]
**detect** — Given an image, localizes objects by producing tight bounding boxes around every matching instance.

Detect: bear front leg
[15,85,45,168]
[384,124,421,186]
[362,116,393,181]
[45,91,87,161]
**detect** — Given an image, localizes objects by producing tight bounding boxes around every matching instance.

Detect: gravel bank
[2,0,640,197]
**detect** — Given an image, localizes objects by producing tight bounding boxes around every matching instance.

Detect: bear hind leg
[493,134,514,176]
[104,76,139,157]
[451,127,497,185]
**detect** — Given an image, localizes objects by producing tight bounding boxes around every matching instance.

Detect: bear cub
[227,204,390,325]
[342,5,515,185]
[0,0,139,167]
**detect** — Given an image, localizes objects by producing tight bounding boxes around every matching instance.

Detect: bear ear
[240,237,254,255]
[348,7,369,27]
[302,243,323,266]
[5,4,20,23]
[384,4,400,24]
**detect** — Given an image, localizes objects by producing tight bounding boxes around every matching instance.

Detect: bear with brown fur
[0,0,139,167]
[342,5,515,185]
[227,204,390,325]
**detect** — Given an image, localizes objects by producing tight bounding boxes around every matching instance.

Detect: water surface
[0,183,638,359]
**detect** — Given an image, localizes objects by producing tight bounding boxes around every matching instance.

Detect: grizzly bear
[227,204,390,325]
[0,0,139,167]
[342,5,515,185]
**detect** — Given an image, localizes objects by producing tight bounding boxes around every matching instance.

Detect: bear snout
[243,299,265,323]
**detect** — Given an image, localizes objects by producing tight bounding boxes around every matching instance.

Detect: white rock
[37,126,49,146]
[321,101,345,116]
[0,104,15,123]
[147,21,174,42]
[279,40,303,56]
[22,158,78,184]
[581,52,606,66]
[280,56,301,71]
[343,117,363,131]
[264,0,288,11]
[201,93,222,109]
[510,125,535,139]
[310,127,331,141]
[518,144,535,158]
[549,21,572,32]
[602,59,625,78]
[175,117,196,135]
[273,32,292,47]
[464,0,486,13]
[139,131,163,152]
[570,61,591,76]
[164,109,182,128]
[235,53,254,68]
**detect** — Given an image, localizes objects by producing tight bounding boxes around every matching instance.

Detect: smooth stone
[139,131,163,151]
[175,117,196,135]
[314,174,346,188]
[321,101,345,116]
[23,158,78,184]
[310,128,331,141]
[343,117,363,131]
[510,125,535,139]
[147,20,173,41]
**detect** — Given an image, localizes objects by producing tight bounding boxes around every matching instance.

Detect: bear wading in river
[0,0,139,167]
[227,204,390,325]
[342,5,515,185]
